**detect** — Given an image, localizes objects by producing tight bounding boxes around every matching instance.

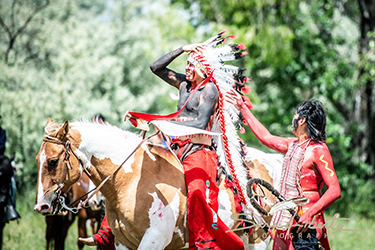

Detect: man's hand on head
[182,43,206,53]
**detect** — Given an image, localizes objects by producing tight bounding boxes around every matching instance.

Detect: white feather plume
[269,197,310,215]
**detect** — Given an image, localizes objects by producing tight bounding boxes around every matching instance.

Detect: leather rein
[43,130,161,214]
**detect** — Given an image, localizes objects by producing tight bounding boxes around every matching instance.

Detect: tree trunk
[354,0,375,169]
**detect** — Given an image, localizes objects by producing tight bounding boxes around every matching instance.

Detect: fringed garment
[271,140,310,230]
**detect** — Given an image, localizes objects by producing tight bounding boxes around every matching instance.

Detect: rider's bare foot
[78,237,96,246]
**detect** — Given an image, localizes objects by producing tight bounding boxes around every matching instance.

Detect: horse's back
[245,146,283,190]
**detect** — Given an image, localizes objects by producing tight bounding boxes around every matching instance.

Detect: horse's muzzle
[34,183,63,215]
[34,202,54,215]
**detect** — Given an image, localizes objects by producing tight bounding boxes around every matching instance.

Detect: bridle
[42,135,89,213]
[42,130,161,214]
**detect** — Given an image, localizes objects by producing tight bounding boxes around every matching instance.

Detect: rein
[43,130,161,214]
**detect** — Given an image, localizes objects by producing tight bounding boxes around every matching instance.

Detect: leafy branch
[0,0,50,64]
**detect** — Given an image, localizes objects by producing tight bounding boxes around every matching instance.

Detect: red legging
[176,143,244,250]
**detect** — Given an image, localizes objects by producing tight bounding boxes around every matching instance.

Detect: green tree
[0,0,199,190]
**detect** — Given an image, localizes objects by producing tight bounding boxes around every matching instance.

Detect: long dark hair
[295,99,327,142]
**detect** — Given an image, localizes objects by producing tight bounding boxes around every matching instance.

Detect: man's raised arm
[150,44,206,89]
[150,47,186,89]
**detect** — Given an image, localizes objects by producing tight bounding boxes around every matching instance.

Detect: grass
[264,213,374,250]
[3,190,375,250]
[325,213,374,250]
[2,190,89,250]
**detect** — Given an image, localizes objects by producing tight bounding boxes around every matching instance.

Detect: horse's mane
[45,120,141,143]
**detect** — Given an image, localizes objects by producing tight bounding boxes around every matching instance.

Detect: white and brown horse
[34,119,281,250]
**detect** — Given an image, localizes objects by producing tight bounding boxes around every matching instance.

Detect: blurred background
[0,0,374,249]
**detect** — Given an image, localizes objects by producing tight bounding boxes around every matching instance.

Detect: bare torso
[174,81,217,145]
[150,47,219,145]
[299,141,329,211]
[299,143,324,210]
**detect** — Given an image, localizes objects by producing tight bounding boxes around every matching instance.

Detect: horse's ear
[46,118,54,127]
[56,120,69,141]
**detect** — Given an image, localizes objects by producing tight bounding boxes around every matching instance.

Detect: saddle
[170,139,215,163]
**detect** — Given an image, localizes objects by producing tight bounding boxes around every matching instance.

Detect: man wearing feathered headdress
[81,30,251,250]
[149,33,246,250]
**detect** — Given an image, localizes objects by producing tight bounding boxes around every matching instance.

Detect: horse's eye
[48,159,59,170]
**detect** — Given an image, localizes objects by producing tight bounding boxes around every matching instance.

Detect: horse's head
[34,118,82,215]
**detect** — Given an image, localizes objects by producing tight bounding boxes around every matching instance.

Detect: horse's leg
[54,216,64,250]
[137,192,181,250]
[56,212,75,250]
[45,216,53,250]
[77,209,88,250]
[90,218,96,236]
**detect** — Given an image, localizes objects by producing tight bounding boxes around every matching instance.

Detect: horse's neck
[69,123,142,204]
[89,169,124,206]
[71,122,142,170]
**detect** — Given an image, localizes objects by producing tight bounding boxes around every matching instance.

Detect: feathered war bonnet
[187,30,266,224]
[186,29,249,92]
[186,30,252,207]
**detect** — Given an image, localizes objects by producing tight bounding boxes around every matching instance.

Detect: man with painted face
[226,90,341,250]
[149,44,245,250]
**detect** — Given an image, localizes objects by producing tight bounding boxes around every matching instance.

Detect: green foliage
[358,31,375,86]
[0,0,198,191]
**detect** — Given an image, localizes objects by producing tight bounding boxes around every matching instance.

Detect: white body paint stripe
[206,187,210,204]
[138,192,180,250]
[311,145,324,149]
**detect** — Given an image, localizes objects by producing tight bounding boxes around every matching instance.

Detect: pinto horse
[34,119,282,250]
